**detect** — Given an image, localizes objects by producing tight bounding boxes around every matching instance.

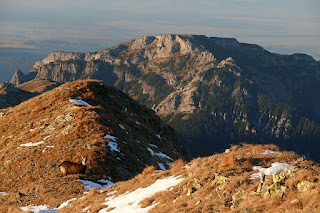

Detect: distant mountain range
[3,34,320,160]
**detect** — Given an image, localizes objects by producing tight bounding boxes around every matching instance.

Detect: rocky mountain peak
[8,70,28,85]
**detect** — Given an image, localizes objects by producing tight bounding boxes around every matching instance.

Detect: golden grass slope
[59,144,320,213]
[0,79,189,212]
[16,79,61,93]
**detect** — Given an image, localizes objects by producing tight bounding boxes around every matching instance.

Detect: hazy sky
[1,0,319,58]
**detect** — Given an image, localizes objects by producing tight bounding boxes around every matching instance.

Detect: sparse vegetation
[142,166,156,176]
[0,80,189,211]
[57,143,320,212]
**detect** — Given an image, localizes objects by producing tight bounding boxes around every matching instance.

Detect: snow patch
[58,198,78,209]
[250,162,292,179]
[20,141,44,147]
[157,162,166,170]
[43,135,50,140]
[79,179,104,190]
[19,205,57,213]
[99,176,184,213]
[156,134,161,139]
[0,192,8,195]
[135,121,140,125]
[149,144,158,148]
[119,124,125,129]
[79,179,114,190]
[108,141,120,152]
[82,205,92,212]
[104,134,117,141]
[261,150,280,154]
[97,179,114,188]
[69,99,91,107]
[147,148,173,161]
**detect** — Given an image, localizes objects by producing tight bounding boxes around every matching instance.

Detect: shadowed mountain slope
[0,82,39,109]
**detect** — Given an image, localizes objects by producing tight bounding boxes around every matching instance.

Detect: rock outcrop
[9,70,28,85]
[9,70,37,86]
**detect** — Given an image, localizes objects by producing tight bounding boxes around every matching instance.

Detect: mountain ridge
[54,144,320,212]
[5,34,320,160]
[0,80,190,209]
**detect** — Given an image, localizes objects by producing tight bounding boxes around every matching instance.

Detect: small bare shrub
[142,166,156,176]
[84,187,99,200]
[171,159,186,168]
[221,153,238,168]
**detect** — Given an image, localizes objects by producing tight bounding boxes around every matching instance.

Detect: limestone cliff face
[25,35,320,121]
[9,70,30,85]
[10,34,320,159]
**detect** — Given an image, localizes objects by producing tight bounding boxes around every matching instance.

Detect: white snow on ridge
[147,148,173,161]
[250,162,292,179]
[261,150,280,154]
[119,124,125,129]
[0,192,8,195]
[99,176,184,213]
[20,141,44,147]
[69,99,91,107]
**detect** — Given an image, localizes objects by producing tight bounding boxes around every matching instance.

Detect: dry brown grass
[142,166,156,176]
[220,153,239,168]
[16,79,60,93]
[171,158,186,168]
[0,80,116,208]
[61,143,319,213]
[1,79,190,210]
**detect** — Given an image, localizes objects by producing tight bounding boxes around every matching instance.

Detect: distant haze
[0,0,319,68]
